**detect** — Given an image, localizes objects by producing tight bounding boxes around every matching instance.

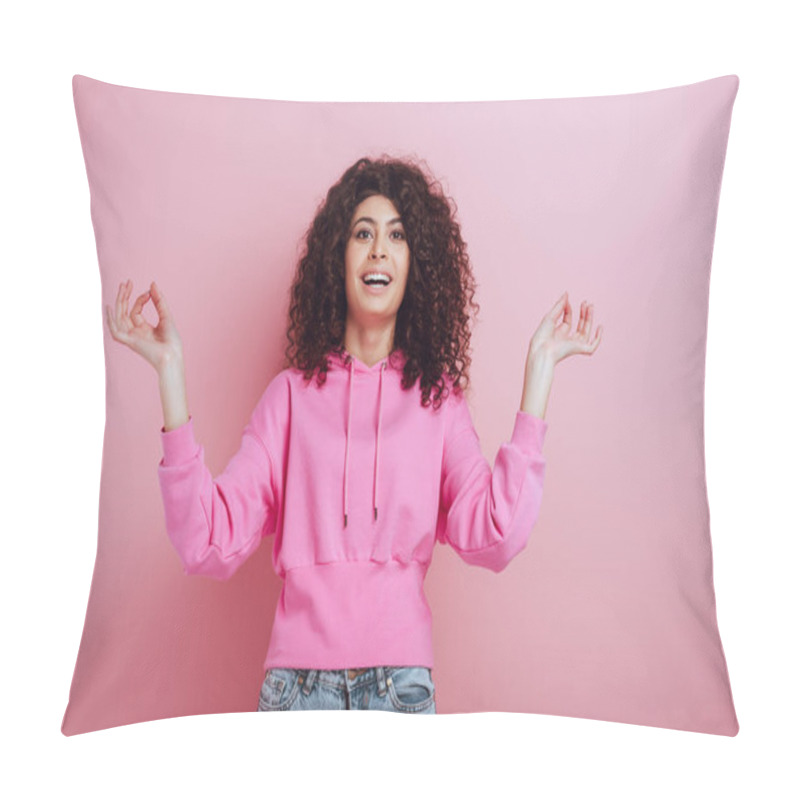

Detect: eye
[392,230,406,240]
[355,229,371,239]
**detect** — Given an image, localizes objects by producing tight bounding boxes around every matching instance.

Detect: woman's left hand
[528,291,602,366]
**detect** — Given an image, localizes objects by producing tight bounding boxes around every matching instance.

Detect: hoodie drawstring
[374,361,385,521]
[343,356,354,527]
[342,353,387,528]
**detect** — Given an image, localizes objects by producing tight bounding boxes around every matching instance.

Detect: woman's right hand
[106,280,184,372]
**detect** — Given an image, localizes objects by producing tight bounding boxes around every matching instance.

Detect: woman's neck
[343,326,395,368]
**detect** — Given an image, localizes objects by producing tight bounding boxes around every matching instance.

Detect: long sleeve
[156,377,287,580]
[436,391,547,572]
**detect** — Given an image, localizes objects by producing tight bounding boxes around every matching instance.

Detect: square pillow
[63,74,739,735]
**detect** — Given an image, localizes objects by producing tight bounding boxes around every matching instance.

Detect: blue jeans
[256,666,436,713]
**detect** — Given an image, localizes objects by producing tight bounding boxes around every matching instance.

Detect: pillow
[63,74,739,736]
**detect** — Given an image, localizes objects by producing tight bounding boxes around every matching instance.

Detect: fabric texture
[63,74,740,736]
[158,347,547,670]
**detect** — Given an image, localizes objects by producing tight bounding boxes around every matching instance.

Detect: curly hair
[282,154,480,410]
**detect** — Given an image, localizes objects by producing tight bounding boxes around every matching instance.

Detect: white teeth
[363,273,391,285]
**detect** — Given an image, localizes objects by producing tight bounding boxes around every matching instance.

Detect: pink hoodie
[157,348,548,671]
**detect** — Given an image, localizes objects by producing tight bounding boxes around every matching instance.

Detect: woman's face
[344,194,410,331]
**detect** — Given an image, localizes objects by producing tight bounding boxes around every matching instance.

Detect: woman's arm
[520,292,602,419]
[437,392,547,573]
[157,378,285,580]
[106,279,190,431]
[158,353,190,432]
[520,353,555,419]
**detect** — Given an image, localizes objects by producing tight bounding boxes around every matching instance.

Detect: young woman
[106,156,602,714]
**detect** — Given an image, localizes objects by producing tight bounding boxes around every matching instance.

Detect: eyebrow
[352,216,404,226]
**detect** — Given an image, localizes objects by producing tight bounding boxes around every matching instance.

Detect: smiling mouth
[362,274,392,287]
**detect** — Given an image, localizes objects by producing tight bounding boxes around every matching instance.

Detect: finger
[150,281,172,323]
[115,281,132,330]
[122,279,133,320]
[585,325,602,353]
[584,303,594,340]
[547,292,568,322]
[561,295,572,330]
[106,303,127,343]
[577,302,587,338]
[130,291,151,327]
[114,281,127,325]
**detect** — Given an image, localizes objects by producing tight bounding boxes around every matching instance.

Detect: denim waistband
[295,666,403,697]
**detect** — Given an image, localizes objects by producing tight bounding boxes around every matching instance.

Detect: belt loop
[376,666,388,697]
[301,669,317,696]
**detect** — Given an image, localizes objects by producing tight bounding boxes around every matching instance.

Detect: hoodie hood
[328,347,407,528]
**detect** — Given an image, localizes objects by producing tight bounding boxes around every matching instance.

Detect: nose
[370,234,387,259]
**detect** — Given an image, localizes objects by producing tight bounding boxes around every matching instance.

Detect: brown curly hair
[282,154,480,410]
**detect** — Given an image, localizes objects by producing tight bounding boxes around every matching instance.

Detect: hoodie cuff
[160,416,199,466]
[511,410,548,455]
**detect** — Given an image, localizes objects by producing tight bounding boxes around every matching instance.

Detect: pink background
[64,74,738,735]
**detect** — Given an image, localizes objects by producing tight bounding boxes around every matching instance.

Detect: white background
[2,1,798,797]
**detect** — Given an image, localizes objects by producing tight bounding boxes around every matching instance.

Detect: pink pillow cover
[63,74,739,736]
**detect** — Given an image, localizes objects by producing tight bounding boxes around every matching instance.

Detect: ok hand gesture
[528,292,602,366]
[106,280,184,372]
